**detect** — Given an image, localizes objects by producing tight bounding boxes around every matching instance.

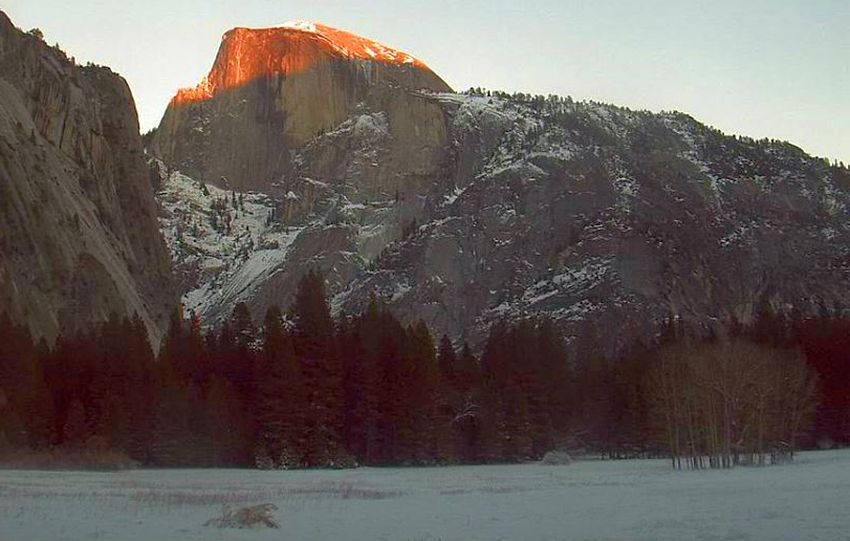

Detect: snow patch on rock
[157,169,304,324]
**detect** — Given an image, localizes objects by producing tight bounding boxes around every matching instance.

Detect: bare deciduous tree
[645,339,818,469]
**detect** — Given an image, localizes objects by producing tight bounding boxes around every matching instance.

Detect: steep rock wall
[0,12,176,345]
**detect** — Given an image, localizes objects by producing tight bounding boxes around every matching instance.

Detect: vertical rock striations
[0,11,175,345]
[151,21,452,193]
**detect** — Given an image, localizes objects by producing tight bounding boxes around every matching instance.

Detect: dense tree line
[0,273,575,467]
[1,283,848,469]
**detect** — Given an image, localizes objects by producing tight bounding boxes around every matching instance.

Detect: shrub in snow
[254,449,274,470]
[326,450,359,469]
[541,451,573,465]
[204,504,279,529]
[254,446,302,470]
[817,436,834,451]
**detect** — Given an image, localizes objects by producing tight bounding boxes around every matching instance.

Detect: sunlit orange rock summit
[152,20,451,191]
[172,20,441,106]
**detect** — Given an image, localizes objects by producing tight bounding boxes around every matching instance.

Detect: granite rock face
[151,22,454,327]
[0,12,175,345]
[151,22,451,193]
[152,24,850,357]
[336,94,850,355]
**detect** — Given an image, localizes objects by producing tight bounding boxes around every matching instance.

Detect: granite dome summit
[151,20,451,193]
[170,20,445,106]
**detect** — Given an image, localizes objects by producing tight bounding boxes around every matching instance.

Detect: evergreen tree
[369,304,409,464]
[225,302,257,399]
[204,377,248,466]
[534,317,571,445]
[451,343,483,462]
[437,335,457,384]
[343,296,383,464]
[0,315,52,449]
[406,321,443,462]
[455,343,481,394]
[124,315,157,462]
[62,399,87,447]
[150,380,198,466]
[292,271,345,465]
[256,307,307,468]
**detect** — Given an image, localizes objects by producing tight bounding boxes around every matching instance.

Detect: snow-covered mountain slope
[336,92,850,354]
[157,159,391,326]
[157,169,303,324]
[156,88,850,358]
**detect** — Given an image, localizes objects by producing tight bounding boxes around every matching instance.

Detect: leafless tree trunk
[647,338,818,470]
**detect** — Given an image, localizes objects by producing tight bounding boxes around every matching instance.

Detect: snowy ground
[1,450,848,541]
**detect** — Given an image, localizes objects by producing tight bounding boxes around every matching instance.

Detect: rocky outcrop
[151,21,452,193]
[0,11,175,345]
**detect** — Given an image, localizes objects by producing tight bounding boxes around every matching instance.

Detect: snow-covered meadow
[1,450,848,541]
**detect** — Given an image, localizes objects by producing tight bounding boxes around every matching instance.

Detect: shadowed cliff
[0,11,176,345]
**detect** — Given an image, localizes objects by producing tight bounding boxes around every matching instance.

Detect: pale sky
[3,0,848,163]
